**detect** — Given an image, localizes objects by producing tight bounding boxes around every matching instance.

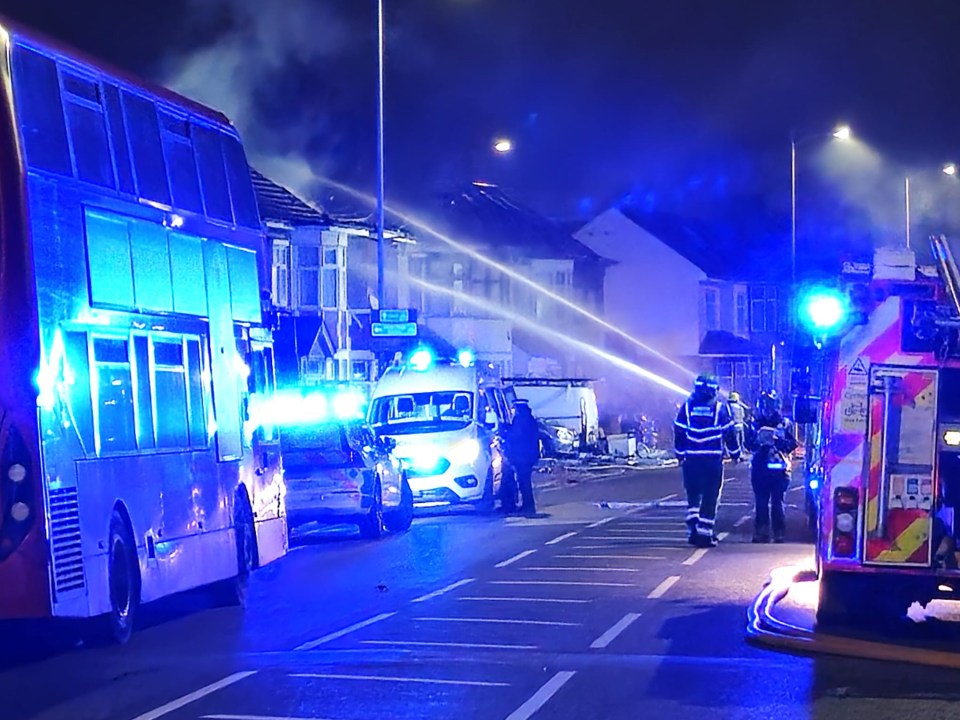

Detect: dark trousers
[752,467,787,538]
[515,462,536,512]
[682,456,723,537]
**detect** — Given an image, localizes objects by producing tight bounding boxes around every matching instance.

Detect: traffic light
[798,286,849,336]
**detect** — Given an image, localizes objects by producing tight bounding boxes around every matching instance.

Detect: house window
[298,245,320,307]
[321,247,339,310]
[735,287,748,337]
[750,286,779,333]
[716,361,733,392]
[272,241,290,308]
[704,287,720,332]
[408,255,426,312]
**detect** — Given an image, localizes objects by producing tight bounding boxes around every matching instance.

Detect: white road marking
[590,612,642,649]
[204,715,338,720]
[505,671,577,720]
[132,672,257,720]
[582,536,687,542]
[522,566,644,573]
[647,575,681,599]
[415,616,580,627]
[294,612,397,650]
[556,554,665,560]
[717,531,730,541]
[586,517,616,529]
[545,531,578,545]
[460,596,590,604]
[291,673,509,688]
[491,580,635,588]
[570,545,682,551]
[412,578,475,603]
[496,549,537,568]
[734,515,752,528]
[361,639,537,650]
[682,549,708,566]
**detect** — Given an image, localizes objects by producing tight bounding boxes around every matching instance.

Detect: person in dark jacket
[746,391,798,543]
[674,374,740,548]
[506,400,541,515]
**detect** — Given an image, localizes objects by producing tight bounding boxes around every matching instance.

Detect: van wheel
[384,477,414,533]
[107,511,139,645]
[359,480,385,539]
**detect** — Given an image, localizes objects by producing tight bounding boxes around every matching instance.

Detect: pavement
[5,464,960,720]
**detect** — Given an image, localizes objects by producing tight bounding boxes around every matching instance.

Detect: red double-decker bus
[0,20,287,642]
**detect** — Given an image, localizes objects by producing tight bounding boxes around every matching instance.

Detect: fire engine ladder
[931,235,960,317]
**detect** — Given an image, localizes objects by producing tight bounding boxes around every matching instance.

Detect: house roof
[698,330,764,357]
[437,183,612,264]
[617,205,789,282]
[251,169,329,227]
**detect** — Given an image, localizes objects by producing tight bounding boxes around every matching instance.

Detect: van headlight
[450,438,481,464]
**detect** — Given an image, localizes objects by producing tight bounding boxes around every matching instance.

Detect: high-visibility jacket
[674,395,740,459]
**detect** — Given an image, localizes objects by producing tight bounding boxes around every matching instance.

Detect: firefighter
[727,391,748,456]
[674,375,740,548]
[746,391,798,543]
[506,400,540,516]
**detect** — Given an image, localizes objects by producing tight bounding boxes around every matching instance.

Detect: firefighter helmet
[728,391,741,403]
[693,374,719,400]
[758,390,780,414]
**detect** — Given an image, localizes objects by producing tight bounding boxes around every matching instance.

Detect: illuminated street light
[944,163,957,176]
[493,138,513,154]
[832,125,852,141]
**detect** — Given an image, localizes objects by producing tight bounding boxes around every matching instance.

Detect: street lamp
[375,0,386,308]
[944,163,957,177]
[493,138,513,154]
[790,124,852,284]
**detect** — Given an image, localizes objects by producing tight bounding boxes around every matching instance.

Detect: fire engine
[806,239,960,627]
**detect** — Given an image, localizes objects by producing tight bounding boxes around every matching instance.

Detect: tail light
[832,486,859,558]
[0,426,35,560]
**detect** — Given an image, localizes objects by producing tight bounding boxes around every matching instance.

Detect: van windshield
[369,391,474,434]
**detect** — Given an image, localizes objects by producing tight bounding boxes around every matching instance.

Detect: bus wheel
[358,479,385,539]
[215,496,256,607]
[384,477,414,533]
[107,511,140,645]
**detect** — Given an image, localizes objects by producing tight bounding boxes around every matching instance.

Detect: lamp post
[790,125,852,284]
[375,0,386,308]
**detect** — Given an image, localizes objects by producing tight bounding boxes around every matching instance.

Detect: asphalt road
[5,464,960,720]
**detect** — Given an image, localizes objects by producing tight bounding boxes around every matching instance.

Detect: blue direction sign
[371,322,418,338]
[374,308,417,324]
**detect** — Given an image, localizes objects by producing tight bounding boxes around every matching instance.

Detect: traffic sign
[371,322,418,338]
[374,308,417,324]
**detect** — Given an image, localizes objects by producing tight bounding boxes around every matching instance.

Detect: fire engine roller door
[864,365,938,566]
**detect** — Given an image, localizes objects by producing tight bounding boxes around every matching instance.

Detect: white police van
[367,350,512,510]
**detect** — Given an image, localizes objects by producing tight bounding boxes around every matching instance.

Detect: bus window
[132,335,155,449]
[222,134,259,228]
[122,92,170,206]
[11,45,71,175]
[153,339,189,449]
[159,111,203,215]
[62,71,114,189]
[186,338,208,447]
[93,337,136,453]
[63,331,94,455]
[192,125,233,224]
[102,83,135,194]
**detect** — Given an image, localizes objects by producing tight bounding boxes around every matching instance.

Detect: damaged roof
[251,168,330,227]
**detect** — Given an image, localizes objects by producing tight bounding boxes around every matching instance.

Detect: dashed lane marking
[590,612,642,649]
[545,531,578,546]
[521,566,644,573]
[734,515,752,528]
[291,673,510,688]
[411,578,475,603]
[294,612,397,650]
[717,531,730,541]
[491,580,635,588]
[505,671,577,720]
[495,549,537,568]
[586,517,616,529]
[132,672,257,720]
[682,549,708,566]
[414,616,581,627]
[459,596,590,604]
[647,575,681,599]
[361,639,538,650]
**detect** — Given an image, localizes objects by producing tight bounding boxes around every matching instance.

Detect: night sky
[5,0,960,256]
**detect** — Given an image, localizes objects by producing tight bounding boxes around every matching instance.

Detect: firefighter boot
[752,526,770,544]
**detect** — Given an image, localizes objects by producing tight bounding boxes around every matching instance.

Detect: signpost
[370,309,418,338]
